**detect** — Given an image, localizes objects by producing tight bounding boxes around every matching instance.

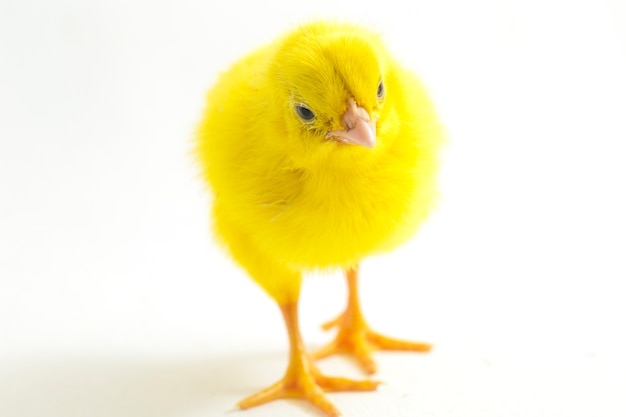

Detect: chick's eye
[377,80,385,100]
[295,105,315,121]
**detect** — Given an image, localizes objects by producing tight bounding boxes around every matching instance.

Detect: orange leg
[238,301,379,417]
[313,266,431,374]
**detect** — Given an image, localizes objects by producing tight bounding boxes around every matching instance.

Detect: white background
[1,0,626,416]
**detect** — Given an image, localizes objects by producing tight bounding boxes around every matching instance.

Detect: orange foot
[313,311,432,374]
[313,267,431,374]
[238,353,379,417]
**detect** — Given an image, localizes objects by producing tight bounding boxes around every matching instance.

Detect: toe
[312,339,344,360]
[237,381,284,409]
[368,331,432,352]
[303,384,341,417]
[320,314,343,331]
[317,375,380,392]
[354,350,377,374]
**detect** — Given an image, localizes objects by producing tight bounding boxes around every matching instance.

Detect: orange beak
[326,98,376,148]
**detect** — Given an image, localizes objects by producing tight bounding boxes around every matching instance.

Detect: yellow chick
[196,21,442,416]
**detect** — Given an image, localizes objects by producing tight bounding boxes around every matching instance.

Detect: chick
[196,21,441,416]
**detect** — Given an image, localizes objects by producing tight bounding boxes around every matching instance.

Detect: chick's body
[199,23,439,295]
[197,21,441,416]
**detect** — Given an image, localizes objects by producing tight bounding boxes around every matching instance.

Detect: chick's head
[268,22,401,170]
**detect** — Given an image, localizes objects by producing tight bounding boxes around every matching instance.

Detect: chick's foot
[237,353,378,417]
[313,267,431,374]
[313,311,431,374]
[238,301,378,417]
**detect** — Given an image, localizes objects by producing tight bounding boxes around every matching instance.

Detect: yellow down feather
[196,21,442,304]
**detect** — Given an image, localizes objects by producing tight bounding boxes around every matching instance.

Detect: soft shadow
[0,351,286,417]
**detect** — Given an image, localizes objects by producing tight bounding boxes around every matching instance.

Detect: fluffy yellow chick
[196,21,441,416]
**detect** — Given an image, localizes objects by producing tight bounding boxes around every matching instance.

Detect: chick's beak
[326,98,376,148]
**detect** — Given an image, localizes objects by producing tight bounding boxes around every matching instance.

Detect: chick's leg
[238,299,379,417]
[313,266,431,374]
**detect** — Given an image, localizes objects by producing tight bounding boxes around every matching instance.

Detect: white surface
[1,0,626,416]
